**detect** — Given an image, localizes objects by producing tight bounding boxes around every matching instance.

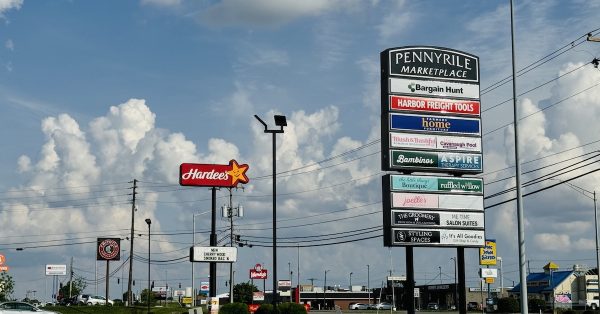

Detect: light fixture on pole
[451,257,457,308]
[191,210,211,307]
[254,114,287,308]
[367,264,370,305]
[323,270,329,310]
[145,218,151,314]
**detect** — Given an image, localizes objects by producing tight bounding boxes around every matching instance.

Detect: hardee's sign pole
[180,160,249,306]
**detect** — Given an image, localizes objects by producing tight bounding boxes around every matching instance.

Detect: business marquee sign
[380,46,484,248]
[180,159,249,187]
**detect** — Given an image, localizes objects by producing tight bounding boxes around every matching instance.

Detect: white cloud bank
[0,0,22,15]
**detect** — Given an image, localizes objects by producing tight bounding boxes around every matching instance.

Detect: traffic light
[117,278,120,284]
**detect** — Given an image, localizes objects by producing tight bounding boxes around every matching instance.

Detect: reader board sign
[390,113,481,135]
[391,229,485,247]
[391,192,484,211]
[389,77,480,100]
[252,292,264,301]
[390,132,481,153]
[391,210,484,229]
[387,46,480,83]
[45,264,67,276]
[480,268,498,278]
[390,95,480,116]
[389,174,483,194]
[190,246,237,263]
[479,239,497,265]
[390,150,482,173]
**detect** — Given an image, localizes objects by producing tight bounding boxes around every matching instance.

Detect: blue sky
[1,0,600,302]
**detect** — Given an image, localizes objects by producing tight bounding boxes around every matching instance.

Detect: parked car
[350,303,369,310]
[467,301,479,311]
[58,296,77,306]
[376,302,393,310]
[0,301,59,313]
[427,302,439,310]
[75,294,90,305]
[85,295,113,306]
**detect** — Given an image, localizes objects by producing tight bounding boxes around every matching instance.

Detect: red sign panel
[248,304,260,313]
[389,95,480,116]
[180,159,249,187]
[250,269,268,279]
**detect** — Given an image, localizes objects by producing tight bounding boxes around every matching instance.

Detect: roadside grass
[43,304,206,314]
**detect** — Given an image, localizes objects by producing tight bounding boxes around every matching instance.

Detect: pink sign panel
[392,193,439,208]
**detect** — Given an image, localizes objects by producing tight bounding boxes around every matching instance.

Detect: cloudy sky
[1,0,600,301]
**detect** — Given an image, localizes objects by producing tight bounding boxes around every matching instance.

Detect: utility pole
[127,179,137,306]
[69,257,73,298]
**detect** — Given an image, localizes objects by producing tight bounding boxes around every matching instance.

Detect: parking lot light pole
[254,114,287,308]
[145,218,151,314]
[367,264,370,305]
[323,270,329,309]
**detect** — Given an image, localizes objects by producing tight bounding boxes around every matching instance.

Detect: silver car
[0,301,59,313]
[376,302,393,309]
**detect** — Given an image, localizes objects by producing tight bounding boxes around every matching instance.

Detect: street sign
[190,246,237,263]
[45,264,67,276]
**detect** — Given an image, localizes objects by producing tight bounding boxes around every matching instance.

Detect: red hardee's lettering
[181,168,228,181]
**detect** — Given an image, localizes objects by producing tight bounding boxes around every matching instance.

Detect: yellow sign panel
[479,239,497,265]
[182,297,192,304]
[485,277,495,284]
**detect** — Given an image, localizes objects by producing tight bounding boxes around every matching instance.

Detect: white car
[350,303,369,310]
[85,295,114,306]
[0,301,59,313]
[376,302,393,309]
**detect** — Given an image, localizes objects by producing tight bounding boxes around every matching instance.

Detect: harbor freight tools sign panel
[190,246,237,263]
[381,46,484,248]
[96,238,121,261]
[179,159,249,187]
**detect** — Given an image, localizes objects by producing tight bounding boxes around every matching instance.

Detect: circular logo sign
[98,239,120,260]
[254,264,262,272]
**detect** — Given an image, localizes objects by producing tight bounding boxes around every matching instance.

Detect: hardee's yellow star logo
[227,159,250,186]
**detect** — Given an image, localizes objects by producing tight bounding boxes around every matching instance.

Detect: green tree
[277,302,307,314]
[58,275,87,299]
[0,272,15,301]
[219,302,250,314]
[497,297,519,313]
[140,288,156,305]
[233,282,259,304]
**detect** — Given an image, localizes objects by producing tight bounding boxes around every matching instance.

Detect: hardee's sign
[180,159,249,187]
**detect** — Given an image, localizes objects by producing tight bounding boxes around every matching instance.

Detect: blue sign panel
[390,113,480,135]
[438,152,482,171]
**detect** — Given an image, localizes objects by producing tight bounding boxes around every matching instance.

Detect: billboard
[387,46,479,83]
[97,238,120,261]
[390,132,482,153]
[391,229,485,247]
[190,246,237,263]
[179,159,249,187]
[389,95,480,116]
[45,264,67,276]
[389,150,482,173]
[390,113,481,135]
[389,174,483,194]
[479,239,497,265]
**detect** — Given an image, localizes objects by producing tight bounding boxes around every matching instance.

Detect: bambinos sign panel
[180,159,249,187]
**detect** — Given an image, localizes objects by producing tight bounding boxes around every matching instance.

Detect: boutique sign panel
[389,174,483,194]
